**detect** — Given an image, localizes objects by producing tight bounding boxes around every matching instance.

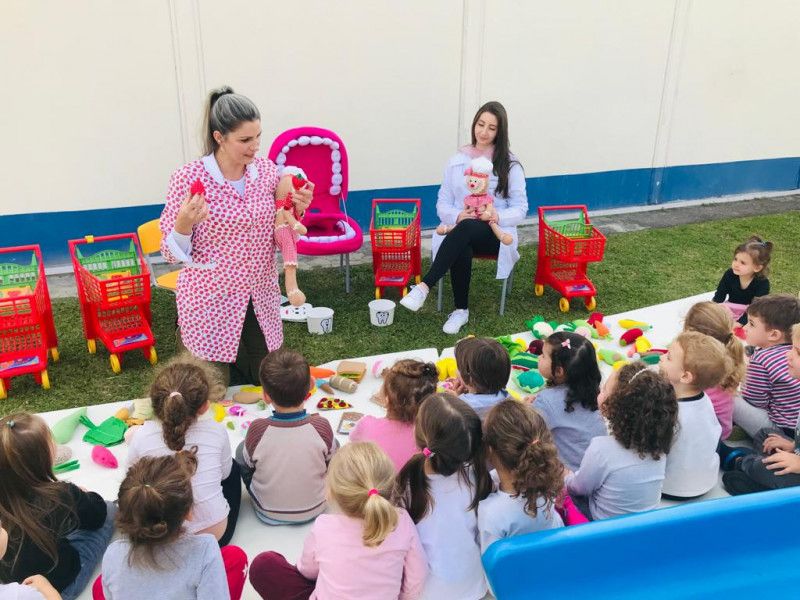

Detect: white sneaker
[443,309,469,334]
[400,285,429,312]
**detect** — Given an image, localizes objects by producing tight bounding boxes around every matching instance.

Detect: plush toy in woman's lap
[436,156,512,245]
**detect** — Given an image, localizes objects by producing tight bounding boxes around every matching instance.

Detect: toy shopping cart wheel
[370,199,422,299]
[69,234,156,374]
[0,245,59,398]
[534,205,606,313]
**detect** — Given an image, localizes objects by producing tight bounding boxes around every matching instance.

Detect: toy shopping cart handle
[538,205,592,222]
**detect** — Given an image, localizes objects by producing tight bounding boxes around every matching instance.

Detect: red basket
[539,206,606,263]
[369,199,422,299]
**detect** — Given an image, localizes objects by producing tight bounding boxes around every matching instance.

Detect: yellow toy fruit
[436,357,457,381]
[634,336,652,354]
[618,319,651,330]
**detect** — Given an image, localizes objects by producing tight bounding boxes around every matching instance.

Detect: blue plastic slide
[483,487,800,599]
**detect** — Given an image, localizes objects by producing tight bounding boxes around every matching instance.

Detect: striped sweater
[243,412,337,523]
[741,343,800,429]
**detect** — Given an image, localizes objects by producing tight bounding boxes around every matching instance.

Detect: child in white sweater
[566,363,678,520]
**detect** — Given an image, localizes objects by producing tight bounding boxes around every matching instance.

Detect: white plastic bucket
[307,307,334,335]
[368,299,396,327]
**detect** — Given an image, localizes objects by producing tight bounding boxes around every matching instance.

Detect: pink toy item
[91,445,118,469]
[436,156,512,245]
[268,127,363,293]
[274,168,310,307]
[228,405,247,417]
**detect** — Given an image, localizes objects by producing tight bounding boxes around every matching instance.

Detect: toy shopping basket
[534,205,606,313]
[69,234,157,373]
[0,245,59,399]
[369,199,421,299]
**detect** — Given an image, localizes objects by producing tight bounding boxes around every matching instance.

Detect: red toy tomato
[291,174,306,190]
[190,179,205,196]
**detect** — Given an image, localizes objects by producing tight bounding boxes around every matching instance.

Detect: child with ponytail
[249,442,427,600]
[0,413,114,600]
[684,301,746,439]
[533,331,606,471]
[394,393,492,600]
[96,452,248,600]
[479,400,565,553]
[566,362,678,520]
[127,354,241,546]
[350,359,439,471]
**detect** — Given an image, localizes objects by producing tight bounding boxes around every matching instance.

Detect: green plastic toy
[80,415,127,447]
[495,335,527,358]
[597,348,626,366]
[51,407,88,444]
[511,352,539,371]
[513,370,546,394]
[525,316,558,340]
[53,459,80,474]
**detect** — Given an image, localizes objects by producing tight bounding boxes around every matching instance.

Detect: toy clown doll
[274,166,309,306]
[437,156,512,245]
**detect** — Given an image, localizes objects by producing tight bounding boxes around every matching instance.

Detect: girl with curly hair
[126,353,240,546]
[566,362,678,520]
[349,359,439,471]
[478,400,565,554]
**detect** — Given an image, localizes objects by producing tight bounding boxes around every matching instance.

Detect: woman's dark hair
[454,337,511,395]
[470,101,518,198]
[733,235,773,278]
[602,362,678,460]
[0,413,76,571]
[545,332,601,413]
[116,451,198,569]
[150,353,225,451]
[394,393,492,523]
[202,86,260,156]
[382,359,439,423]
[484,400,564,517]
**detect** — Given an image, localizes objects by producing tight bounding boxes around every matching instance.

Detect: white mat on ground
[38,292,734,599]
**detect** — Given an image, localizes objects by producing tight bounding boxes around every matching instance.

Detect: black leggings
[422,219,500,309]
[219,460,242,547]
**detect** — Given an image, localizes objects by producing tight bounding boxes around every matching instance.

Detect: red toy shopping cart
[69,234,157,373]
[0,245,59,399]
[370,199,422,299]
[534,205,606,313]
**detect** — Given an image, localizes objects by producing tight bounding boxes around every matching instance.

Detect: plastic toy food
[190,179,205,196]
[51,407,88,444]
[91,445,118,469]
[317,397,352,410]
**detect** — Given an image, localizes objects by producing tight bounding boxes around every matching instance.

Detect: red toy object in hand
[619,328,644,346]
[190,179,205,196]
[291,174,306,190]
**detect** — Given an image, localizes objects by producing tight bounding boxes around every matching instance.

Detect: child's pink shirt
[349,416,418,471]
[297,510,428,600]
[706,386,734,440]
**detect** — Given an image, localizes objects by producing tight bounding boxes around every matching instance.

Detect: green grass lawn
[3,210,799,415]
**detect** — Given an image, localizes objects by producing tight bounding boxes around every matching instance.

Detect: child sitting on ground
[0,519,61,600]
[350,359,438,471]
[127,355,240,546]
[533,332,606,471]
[249,442,428,600]
[712,235,772,325]
[450,337,511,420]
[720,323,800,495]
[236,349,338,524]
[566,363,678,520]
[394,393,492,600]
[683,301,746,439]
[479,400,564,553]
[96,453,248,600]
[0,413,115,600]
[734,294,800,438]
[660,331,730,498]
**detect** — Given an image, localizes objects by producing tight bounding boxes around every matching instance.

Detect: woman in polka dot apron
[159,86,313,385]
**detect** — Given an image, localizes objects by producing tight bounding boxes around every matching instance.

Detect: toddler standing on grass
[235,349,338,524]
[683,301,746,439]
[479,399,564,553]
[249,442,428,600]
[567,363,678,520]
[712,235,772,325]
[659,332,730,498]
[533,331,606,471]
[127,355,241,546]
[394,393,492,600]
[350,359,438,471]
[450,337,511,420]
[734,294,800,438]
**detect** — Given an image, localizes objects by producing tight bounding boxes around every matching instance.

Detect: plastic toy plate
[281,303,313,322]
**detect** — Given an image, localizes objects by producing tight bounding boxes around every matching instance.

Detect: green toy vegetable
[51,407,88,444]
[80,415,127,447]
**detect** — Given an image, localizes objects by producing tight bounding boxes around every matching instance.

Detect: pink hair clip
[368,488,379,497]
[422,447,434,458]
[561,339,571,350]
